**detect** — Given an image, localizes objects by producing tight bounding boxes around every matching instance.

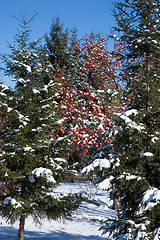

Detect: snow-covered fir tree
[0,16,82,240]
[98,0,160,239]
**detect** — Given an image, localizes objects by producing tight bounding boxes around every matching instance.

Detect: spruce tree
[66,26,82,89]
[45,18,82,89]
[0,13,81,240]
[100,0,160,239]
[45,17,70,71]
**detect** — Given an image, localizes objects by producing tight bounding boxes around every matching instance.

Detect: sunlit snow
[82,158,111,174]
[29,167,56,183]
[140,152,153,157]
[3,197,22,209]
[142,187,160,211]
[0,183,116,240]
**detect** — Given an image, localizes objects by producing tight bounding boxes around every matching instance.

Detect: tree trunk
[18,215,25,240]
[112,185,121,219]
[113,198,121,219]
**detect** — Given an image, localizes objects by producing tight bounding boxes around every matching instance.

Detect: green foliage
[0,21,82,239]
[45,18,81,90]
[45,17,70,70]
[100,0,160,239]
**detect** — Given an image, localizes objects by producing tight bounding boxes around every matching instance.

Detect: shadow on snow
[0,226,110,240]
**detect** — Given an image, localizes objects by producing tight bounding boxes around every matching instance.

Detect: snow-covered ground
[0,183,117,240]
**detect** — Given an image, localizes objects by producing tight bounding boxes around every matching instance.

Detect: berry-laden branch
[48,35,128,163]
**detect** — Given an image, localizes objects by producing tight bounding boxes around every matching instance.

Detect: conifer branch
[12,0,38,52]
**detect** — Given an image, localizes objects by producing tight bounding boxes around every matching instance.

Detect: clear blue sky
[0,0,116,88]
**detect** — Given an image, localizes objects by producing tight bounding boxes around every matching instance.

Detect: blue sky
[0,0,116,87]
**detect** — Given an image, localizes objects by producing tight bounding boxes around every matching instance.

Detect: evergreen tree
[45,18,82,89]
[100,0,160,239]
[0,15,81,240]
[66,26,82,89]
[45,17,70,71]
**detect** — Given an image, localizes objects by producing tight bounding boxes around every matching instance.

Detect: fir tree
[66,26,82,89]
[45,17,70,71]
[45,18,82,89]
[0,12,82,240]
[100,0,160,239]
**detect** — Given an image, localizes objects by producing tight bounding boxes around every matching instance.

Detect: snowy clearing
[0,183,116,240]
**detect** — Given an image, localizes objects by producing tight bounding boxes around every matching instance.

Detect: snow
[18,78,30,84]
[54,136,67,144]
[0,183,116,240]
[56,118,67,125]
[118,173,142,181]
[124,109,139,116]
[98,176,113,190]
[116,112,145,132]
[97,89,105,93]
[106,89,112,94]
[54,158,67,163]
[0,92,6,96]
[15,111,30,125]
[26,65,31,73]
[18,78,26,84]
[43,85,48,92]
[32,127,42,132]
[153,229,160,240]
[152,40,158,44]
[151,136,159,143]
[142,187,160,211]
[3,197,22,209]
[140,152,153,157]
[0,83,9,91]
[33,89,40,94]
[82,158,111,174]
[42,104,50,109]
[7,107,12,112]
[125,174,141,181]
[23,146,34,152]
[135,231,147,240]
[29,167,56,183]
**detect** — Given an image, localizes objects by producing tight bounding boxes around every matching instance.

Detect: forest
[0,0,160,240]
